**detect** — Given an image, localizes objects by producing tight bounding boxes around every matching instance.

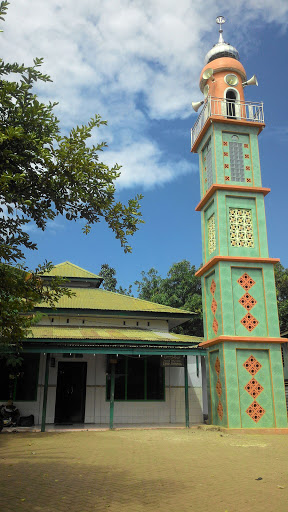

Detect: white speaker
[242,75,258,87]
[192,101,204,112]
[203,68,214,80]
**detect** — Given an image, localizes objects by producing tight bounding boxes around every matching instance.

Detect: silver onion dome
[204,16,240,64]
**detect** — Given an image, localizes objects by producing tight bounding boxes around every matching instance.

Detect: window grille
[229,141,245,182]
[206,144,213,188]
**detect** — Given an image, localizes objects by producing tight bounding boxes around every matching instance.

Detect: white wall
[38,315,169,332]
[13,354,206,425]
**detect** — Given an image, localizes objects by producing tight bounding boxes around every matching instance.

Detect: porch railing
[191,97,264,149]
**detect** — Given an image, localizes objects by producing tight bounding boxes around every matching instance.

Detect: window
[229,141,245,182]
[0,354,40,401]
[106,355,165,401]
[206,141,213,188]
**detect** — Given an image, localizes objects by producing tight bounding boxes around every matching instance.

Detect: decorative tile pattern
[212,317,219,335]
[244,144,249,148]
[210,278,218,335]
[245,401,265,423]
[223,141,228,146]
[243,355,262,376]
[229,208,254,248]
[237,273,256,291]
[243,356,265,423]
[244,378,264,399]
[240,312,259,332]
[216,378,222,398]
[223,152,228,156]
[245,154,249,159]
[217,401,224,421]
[214,356,223,421]
[224,163,229,169]
[246,178,252,183]
[215,356,220,376]
[211,297,217,314]
[238,292,257,311]
[208,214,216,255]
[246,166,251,170]
[210,279,216,295]
[225,176,230,181]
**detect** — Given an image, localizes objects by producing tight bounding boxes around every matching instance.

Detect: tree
[99,263,132,296]
[0,1,142,351]
[135,260,203,337]
[274,263,288,334]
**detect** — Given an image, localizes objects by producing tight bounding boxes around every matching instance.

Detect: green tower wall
[196,116,287,429]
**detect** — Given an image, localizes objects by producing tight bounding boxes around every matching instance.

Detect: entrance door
[54,362,87,424]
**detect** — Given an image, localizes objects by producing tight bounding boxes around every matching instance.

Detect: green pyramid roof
[44,262,102,280]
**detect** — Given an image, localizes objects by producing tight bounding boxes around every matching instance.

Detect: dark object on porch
[0,401,20,427]
[18,415,34,427]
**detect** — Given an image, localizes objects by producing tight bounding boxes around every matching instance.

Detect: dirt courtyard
[0,427,288,512]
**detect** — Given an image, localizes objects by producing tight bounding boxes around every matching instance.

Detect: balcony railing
[191,97,264,149]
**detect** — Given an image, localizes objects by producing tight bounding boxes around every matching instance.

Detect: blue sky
[2,1,288,291]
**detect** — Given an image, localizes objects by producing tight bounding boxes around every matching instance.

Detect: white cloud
[104,140,196,189]
[1,0,288,189]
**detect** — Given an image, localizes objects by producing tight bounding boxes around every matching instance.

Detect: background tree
[99,263,132,296]
[135,260,203,337]
[275,262,288,334]
[0,1,142,352]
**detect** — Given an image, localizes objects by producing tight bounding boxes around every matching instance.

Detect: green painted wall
[196,111,287,428]
[206,342,287,428]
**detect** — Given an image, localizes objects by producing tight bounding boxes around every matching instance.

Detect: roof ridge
[48,261,101,279]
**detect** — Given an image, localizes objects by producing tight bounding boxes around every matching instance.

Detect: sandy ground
[0,427,288,512]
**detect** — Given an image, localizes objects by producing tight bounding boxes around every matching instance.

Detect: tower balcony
[191,97,265,152]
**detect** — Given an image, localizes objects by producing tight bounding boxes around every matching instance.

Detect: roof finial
[216,15,225,44]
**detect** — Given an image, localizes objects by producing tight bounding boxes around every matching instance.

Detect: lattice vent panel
[229,208,254,248]
[208,214,216,255]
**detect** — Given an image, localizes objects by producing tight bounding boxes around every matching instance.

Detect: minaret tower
[192,17,287,429]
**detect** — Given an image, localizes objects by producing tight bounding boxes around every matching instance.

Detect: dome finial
[216,16,225,44]
[204,16,239,64]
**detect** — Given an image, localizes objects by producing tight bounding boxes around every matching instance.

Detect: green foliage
[0,261,74,354]
[99,263,132,296]
[274,263,288,334]
[135,260,203,337]
[0,2,142,351]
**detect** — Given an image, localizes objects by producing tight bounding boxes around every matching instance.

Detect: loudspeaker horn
[192,100,204,112]
[203,68,214,80]
[242,75,258,87]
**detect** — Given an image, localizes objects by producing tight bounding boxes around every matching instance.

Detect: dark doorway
[226,89,236,118]
[54,362,87,424]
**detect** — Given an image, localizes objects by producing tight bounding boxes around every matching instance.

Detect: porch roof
[22,326,205,355]
[28,325,203,344]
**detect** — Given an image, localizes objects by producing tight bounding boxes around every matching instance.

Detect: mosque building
[1,18,287,431]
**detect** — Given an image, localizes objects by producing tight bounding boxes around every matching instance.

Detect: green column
[41,353,50,433]
[109,361,116,430]
[184,356,189,428]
